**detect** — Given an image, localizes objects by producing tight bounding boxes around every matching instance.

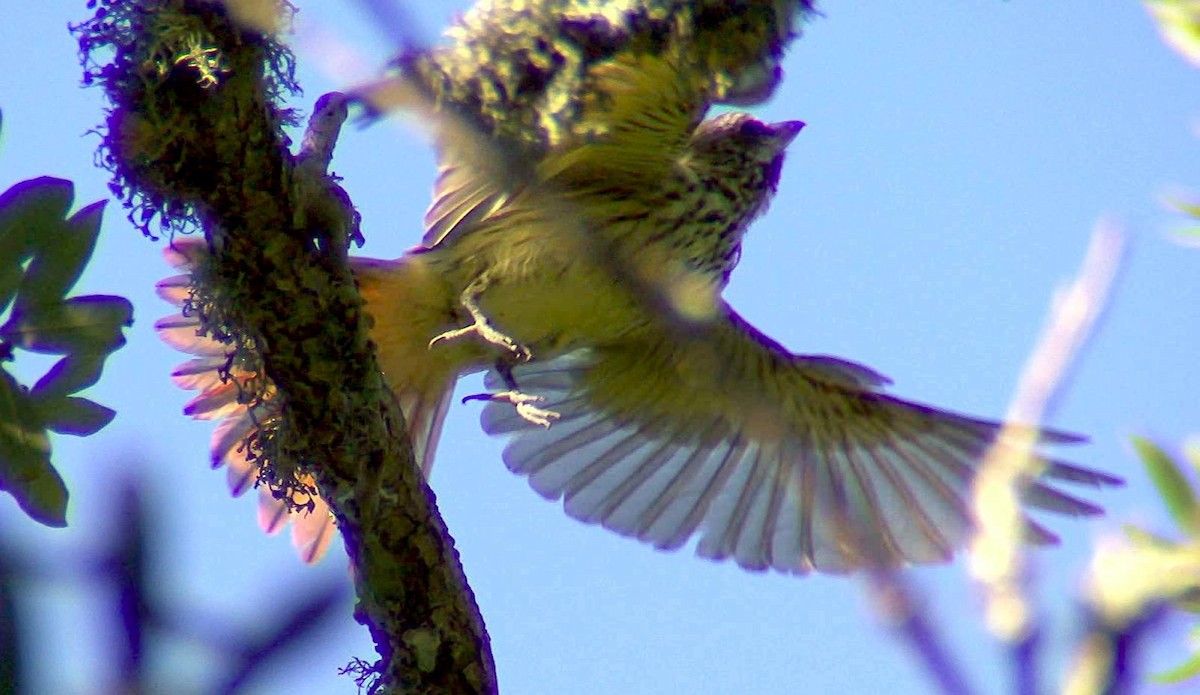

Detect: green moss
[73,0,299,239]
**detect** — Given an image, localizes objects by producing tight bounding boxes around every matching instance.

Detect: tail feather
[399,388,455,476]
[156,239,458,563]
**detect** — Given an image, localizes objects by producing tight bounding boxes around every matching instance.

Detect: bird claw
[428,319,532,360]
[433,275,535,359]
[463,390,560,428]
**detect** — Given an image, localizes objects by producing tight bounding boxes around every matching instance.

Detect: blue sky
[2,2,1198,693]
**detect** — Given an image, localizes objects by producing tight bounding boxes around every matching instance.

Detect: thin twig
[969,221,1125,666]
[866,568,980,695]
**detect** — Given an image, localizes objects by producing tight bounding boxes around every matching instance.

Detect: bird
[156,50,1119,573]
[152,50,806,559]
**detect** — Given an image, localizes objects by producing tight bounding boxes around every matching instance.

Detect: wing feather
[590,436,676,531]
[423,52,703,250]
[635,434,728,547]
[478,305,1121,574]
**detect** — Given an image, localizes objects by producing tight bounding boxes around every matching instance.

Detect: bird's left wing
[155,240,336,562]
[480,307,1121,575]
[155,241,455,563]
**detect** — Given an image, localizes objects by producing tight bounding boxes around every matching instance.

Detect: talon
[517,401,559,428]
[463,390,560,428]
[428,326,475,348]
[430,278,533,359]
[429,321,531,358]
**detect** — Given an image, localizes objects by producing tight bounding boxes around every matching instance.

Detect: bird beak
[770,120,805,146]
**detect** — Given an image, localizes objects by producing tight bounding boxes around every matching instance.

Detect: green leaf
[30,353,107,399]
[0,251,22,320]
[0,168,125,527]
[11,466,68,528]
[0,272,19,320]
[0,176,84,316]
[35,395,115,436]
[1133,435,1200,535]
[1152,652,1200,684]
[0,169,120,528]
[1,295,133,355]
[0,177,72,252]
[0,367,66,527]
[0,218,33,318]
[12,198,106,313]
[0,369,49,471]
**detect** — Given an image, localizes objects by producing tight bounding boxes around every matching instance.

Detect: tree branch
[75,2,494,692]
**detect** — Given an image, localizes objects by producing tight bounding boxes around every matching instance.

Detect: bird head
[689,113,803,194]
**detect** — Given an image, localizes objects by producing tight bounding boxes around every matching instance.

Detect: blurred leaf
[1146,0,1200,67]
[1175,200,1200,219]
[1187,440,1200,478]
[1176,586,1200,614]
[216,581,348,694]
[1133,436,1200,535]
[1123,523,1178,550]
[1152,651,1200,684]
[0,546,22,695]
[1170,227,1200,249]
[0,368,66,527]
[35,395,115,436]
[1,295,133,355]
[1164,198,1200,247]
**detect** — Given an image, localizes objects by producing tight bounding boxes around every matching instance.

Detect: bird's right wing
[537,52,705,183]
[480,307,1121,575]
[421,51,705,249]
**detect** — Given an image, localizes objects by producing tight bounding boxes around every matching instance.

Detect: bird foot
[463,390,560,428]
[428,320,532,361]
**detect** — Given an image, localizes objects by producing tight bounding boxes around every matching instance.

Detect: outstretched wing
[155,240,337,562]
[480,306,1120,575]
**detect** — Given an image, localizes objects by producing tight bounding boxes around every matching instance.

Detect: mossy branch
[74,1,495,692]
